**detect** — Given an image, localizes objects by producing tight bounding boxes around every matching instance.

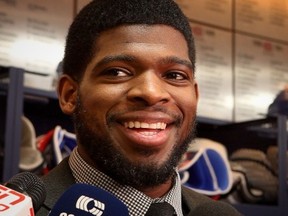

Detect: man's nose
[126,71,171,106]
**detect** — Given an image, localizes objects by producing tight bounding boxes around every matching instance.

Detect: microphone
[49,183,129,216]
[0,172,46,216]
[189,201,242,216]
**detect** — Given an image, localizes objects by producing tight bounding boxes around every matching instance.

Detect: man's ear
[193,80,199,104]
[57,74,78,115]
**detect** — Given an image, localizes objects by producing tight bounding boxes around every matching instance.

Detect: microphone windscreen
[49,183,129,216]
[5,171,46,212]
[190,201,242,216]
[0,184,33,216]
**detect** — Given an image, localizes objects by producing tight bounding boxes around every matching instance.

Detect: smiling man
[37,0,241,215]
[71,24,197,191]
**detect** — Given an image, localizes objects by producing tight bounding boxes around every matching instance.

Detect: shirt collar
[69,147,183,216]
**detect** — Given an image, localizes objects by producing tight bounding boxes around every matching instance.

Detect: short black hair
[63,0,195,81]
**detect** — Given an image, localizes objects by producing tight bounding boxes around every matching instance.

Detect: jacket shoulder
[181,186,242,216]
[36,157,75,216]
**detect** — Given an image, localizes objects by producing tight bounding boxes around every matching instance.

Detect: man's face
[60,24,198,188]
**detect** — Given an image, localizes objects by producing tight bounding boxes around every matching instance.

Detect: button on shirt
[69,147,183,216]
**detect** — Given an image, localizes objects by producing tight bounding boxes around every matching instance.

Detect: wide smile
[113,118,174,149]
[110,110,179,150]
[124,121,167,130]
[122,121,167,137]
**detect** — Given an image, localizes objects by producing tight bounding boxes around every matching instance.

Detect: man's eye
[165,72,187,80]
[103,69,130,77]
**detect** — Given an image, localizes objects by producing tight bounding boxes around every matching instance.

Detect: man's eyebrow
[159,56,193,70]
[93,54,136,69]
[93,54,193,71]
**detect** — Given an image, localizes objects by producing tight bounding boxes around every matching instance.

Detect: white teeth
[134,121,141,128]
[124,121,167,129]
[128,122,134,128]
[140,122,149,128]
[140,131,158,136]
[150,123,157,129]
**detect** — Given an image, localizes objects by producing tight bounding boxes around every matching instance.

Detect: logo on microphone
[0,185,34,216]
[75,195,105,216]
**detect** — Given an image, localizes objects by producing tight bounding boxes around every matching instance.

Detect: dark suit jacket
[36,157,242,216]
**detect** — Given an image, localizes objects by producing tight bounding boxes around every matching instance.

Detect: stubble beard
[73,95,197,189]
